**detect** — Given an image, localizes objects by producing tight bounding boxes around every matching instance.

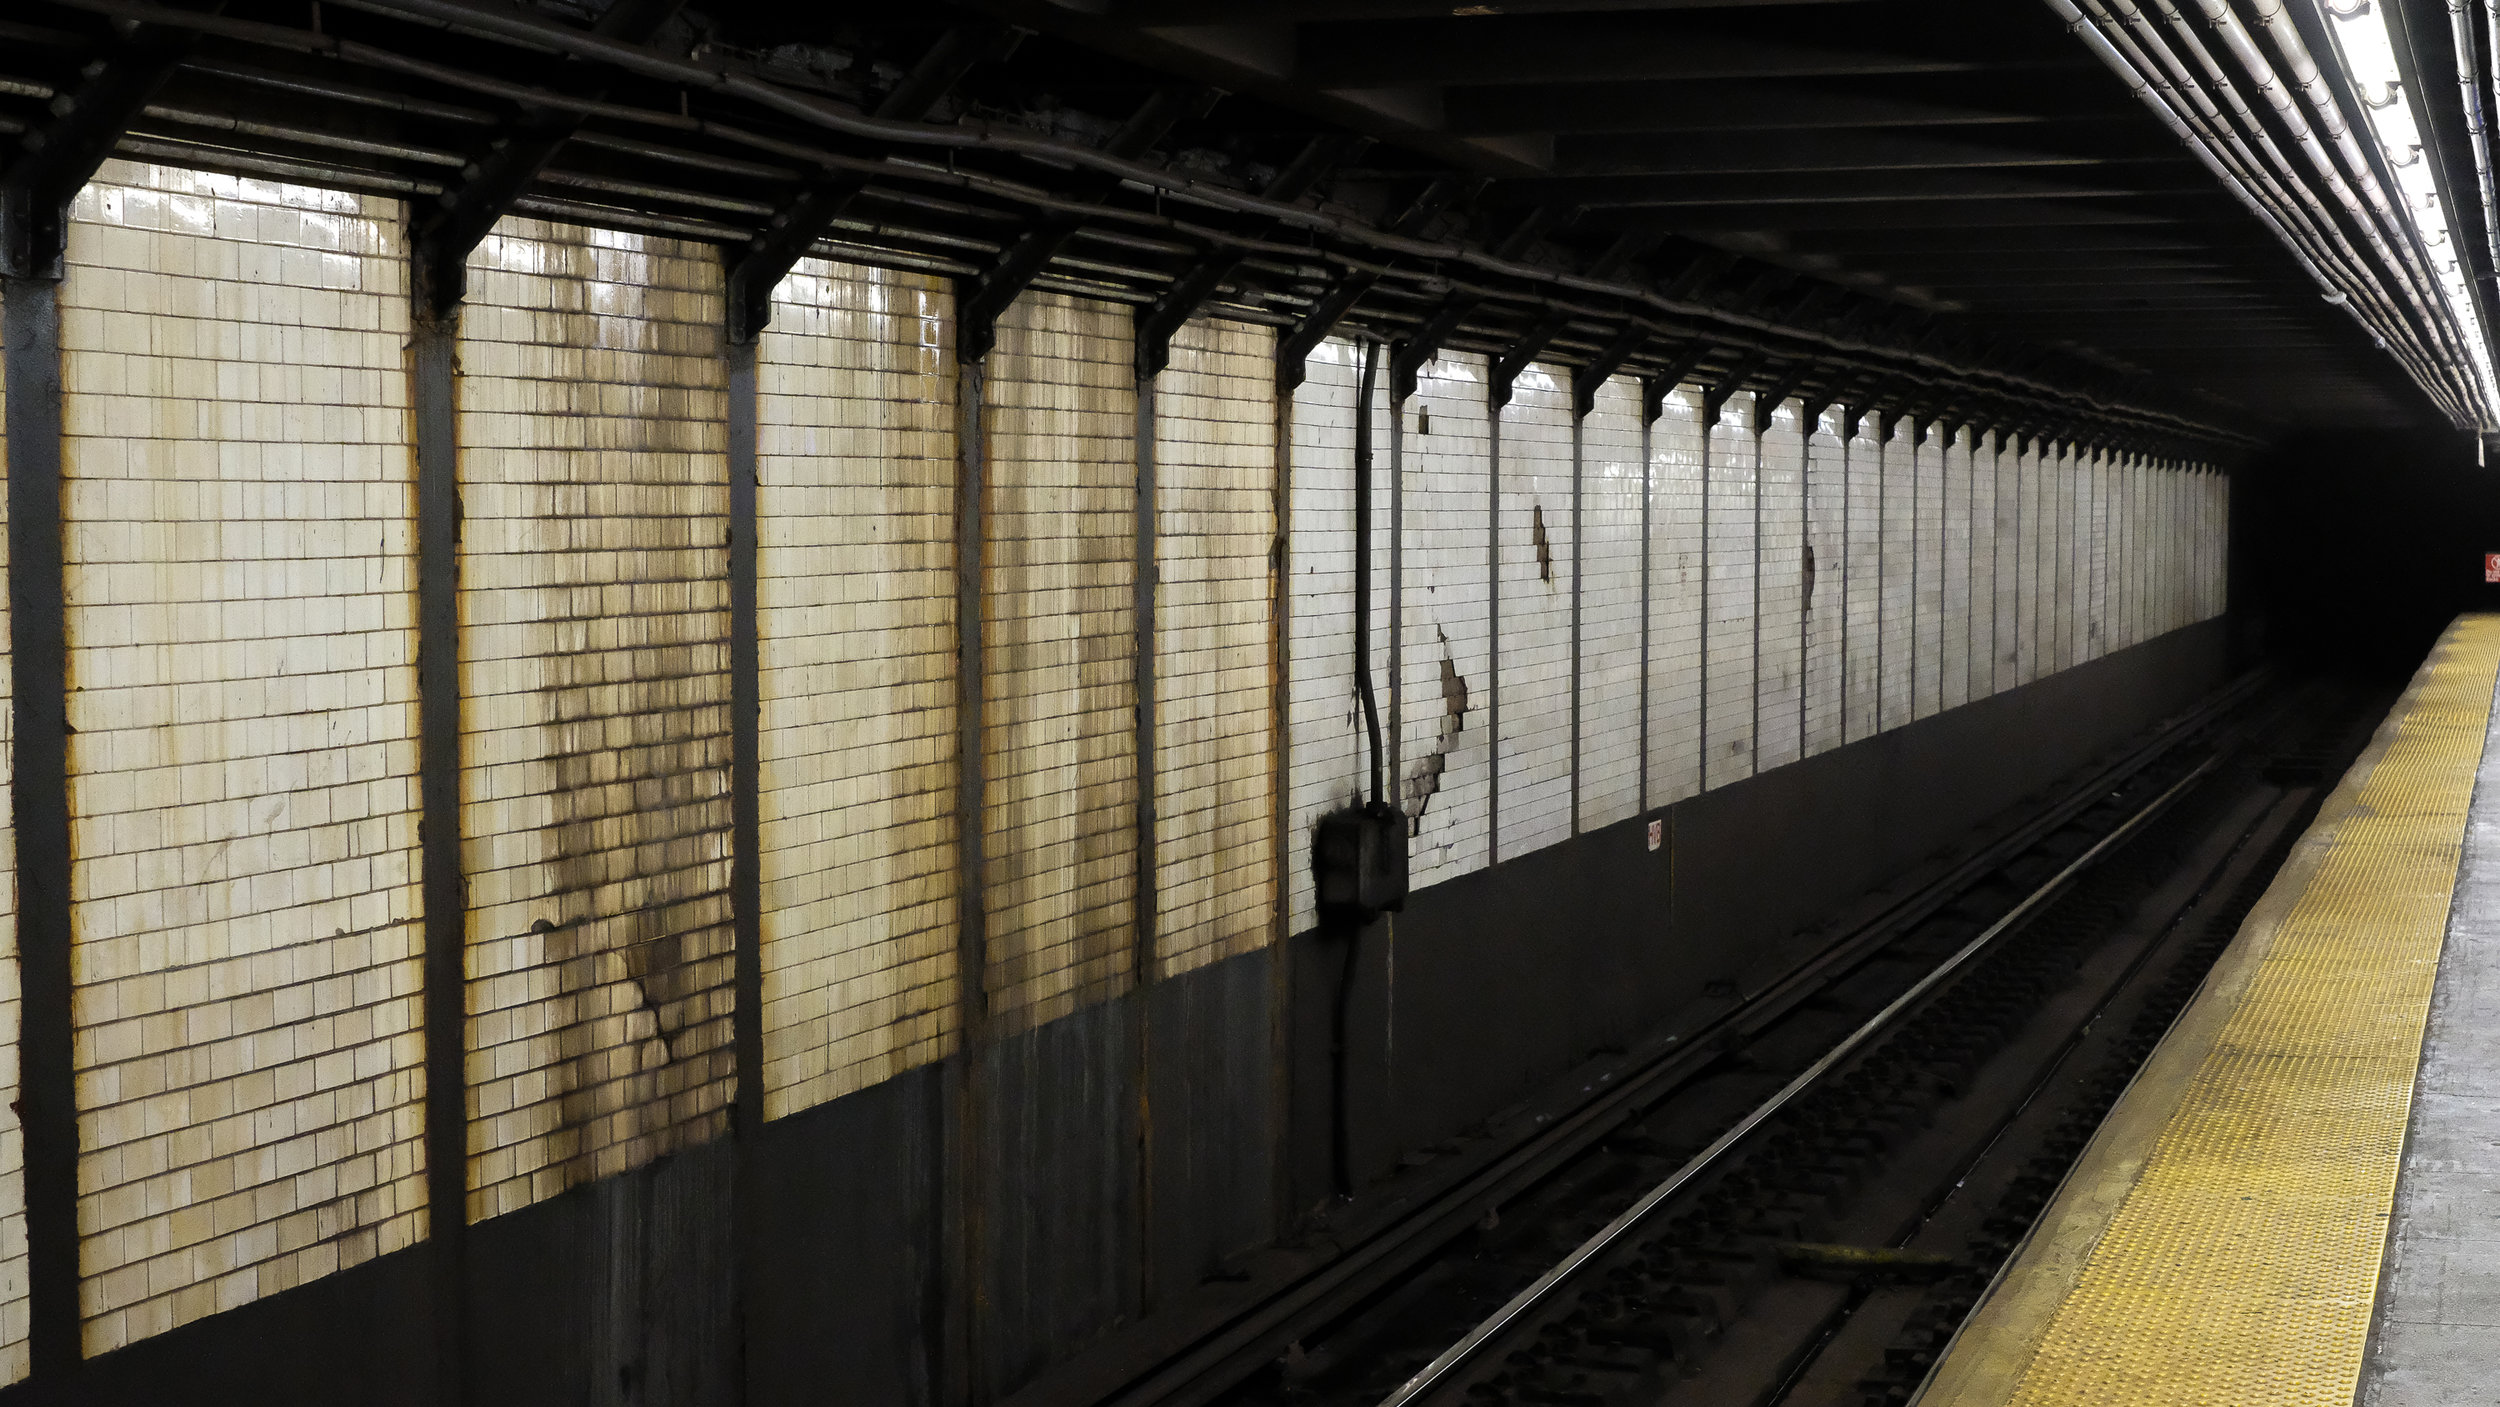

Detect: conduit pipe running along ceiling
[0,0,2253,451]
[2053,0,2500,428]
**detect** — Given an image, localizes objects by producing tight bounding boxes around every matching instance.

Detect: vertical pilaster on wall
[1387,396,1403,815]
[1486,409,1501,868]
[724,337,764,1378]
[1264,365,1293,1236]
[1636,412,1651,817]
[1695,419,1709,786]
[3,275,72,1383]
[409,313,467,1407]
[1128,372,1159,1308]
[1568,413,1583,834]
[947,356,990,1406]
[1749,423,1763,772]
[1132,381,1160,982]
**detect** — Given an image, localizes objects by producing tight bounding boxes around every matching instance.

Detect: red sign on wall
[2486,553,2500,584]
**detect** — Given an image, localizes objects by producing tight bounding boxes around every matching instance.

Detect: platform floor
[1919,614,2500,1407]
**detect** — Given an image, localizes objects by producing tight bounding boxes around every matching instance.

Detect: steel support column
[5,274,75,1383]
[409,314,467,1407]
[947,357,992,1404]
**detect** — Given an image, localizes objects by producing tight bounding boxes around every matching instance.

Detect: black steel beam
[1575,323,1656,417]
[1552,128,2176,178]
[1,21,194,277]
[1302,27,1994,88]
[1446,76,2129,137]
[1276,176,1471,392]
[1492,229,1652,408]
[1510,166,2215,208]
[408,0,685,321]
[1137,133,1360,379]
[1750,359,1814,430]
[1390,206,1555,401]
[959,84,1215,363]
[410,315,467,1407]
[727,21,1015,345]
[1702,350,1769,427]
[5,275,75,1384]
[1121,0,1868,19]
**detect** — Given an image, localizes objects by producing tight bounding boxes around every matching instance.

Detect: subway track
[1057,672,2389,1407]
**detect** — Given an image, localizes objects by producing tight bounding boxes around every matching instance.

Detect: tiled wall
[1703,395,1757,789]
[981,292,1138,1037]
[0,153,2238,1369]
[1494,368,1575,860]
[754,258,959,1119]
[1942,432,1972,712]
[61,164,426,1353]
[1970,437,2000,698]
[1802,411,1846,758]
[1756,404,1806,771]
[1152,318,1276,981]
[1879,430,1916,731]
[0,282,19,1386]
[1400,356,1494,888]
[1284,341,1366,935]
[1844,426,1884,745]
[1647,389,1706,807]
[458,219,736,1219]
[1578,378,1644,830]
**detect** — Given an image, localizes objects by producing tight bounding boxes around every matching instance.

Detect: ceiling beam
[1138,132,1361,379]
[1302,28,1996,88]
[726,19,1014,344]
[1551,128,2180,177]
[2,22,194,277]
[1118,0,1870,19]
[959,83,1214,362]
[409,0,684,319]
[1446,75,2132,136]
[1507,167,2218,207]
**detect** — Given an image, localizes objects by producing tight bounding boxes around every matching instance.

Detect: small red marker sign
[2486,553,2500,584]
[1647,819,1664,852]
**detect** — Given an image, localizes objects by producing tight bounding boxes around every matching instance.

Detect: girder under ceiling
[4,0,2493,448]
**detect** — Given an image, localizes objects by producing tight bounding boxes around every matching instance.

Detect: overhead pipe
[2087,0,2446,394]
[19,0,2250,439]
[2143,0,2470,414]
[2451,0,2500,283]
[2223,0,2485,404]
[2046,0,2468,419]
[36,0,2252,442]
[2127,0,2452,380]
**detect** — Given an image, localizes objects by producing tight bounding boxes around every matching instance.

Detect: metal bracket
[959,84,1218,364]
[1137,134,1359,380]
[1,27,194,279]
[727,20,1017,345]
[410,0,686,323]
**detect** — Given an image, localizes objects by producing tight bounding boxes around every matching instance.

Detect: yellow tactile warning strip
[1920,613,2500,1407]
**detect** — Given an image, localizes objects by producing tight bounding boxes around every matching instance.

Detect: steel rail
[1375,752,2225,1407]
[1015,674,2263,1407]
